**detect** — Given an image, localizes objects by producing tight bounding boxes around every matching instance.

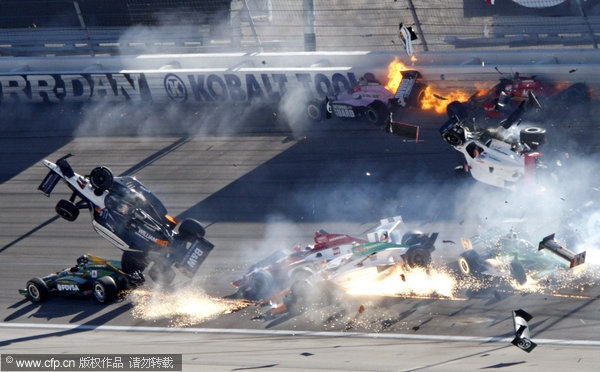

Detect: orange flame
[385,58,410,93]
[419,86,472,114]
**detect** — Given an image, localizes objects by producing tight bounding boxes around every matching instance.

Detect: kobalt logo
[186,247,203,268]
[57,283,79,291]
[164,74,187,102]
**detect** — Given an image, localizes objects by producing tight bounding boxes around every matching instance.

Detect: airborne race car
[440,93,548,189]
[20,255,144,304]
[306,71,422,125]
[38,155,214,284]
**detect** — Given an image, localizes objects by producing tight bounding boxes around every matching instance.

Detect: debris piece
[300,352,313,357]
[511,309,537,353]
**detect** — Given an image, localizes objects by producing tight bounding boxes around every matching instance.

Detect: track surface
[1,99,599,371]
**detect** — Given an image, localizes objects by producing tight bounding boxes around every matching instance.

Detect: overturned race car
[38,155,214,284]
[20,254,144,304]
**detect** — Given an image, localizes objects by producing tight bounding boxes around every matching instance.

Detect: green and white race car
[20,254,145,304]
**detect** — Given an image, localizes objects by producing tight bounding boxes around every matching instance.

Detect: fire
[131,288,250,327]
[344,264,457,298]
[419,86,472,114]
[384,58,410,93]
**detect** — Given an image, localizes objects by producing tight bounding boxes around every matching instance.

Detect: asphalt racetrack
[1,100,600,371]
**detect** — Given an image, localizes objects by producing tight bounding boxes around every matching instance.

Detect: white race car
[440,97,546,189]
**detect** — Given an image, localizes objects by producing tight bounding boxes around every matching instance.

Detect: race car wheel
[510,260,527,285]
[26,278,49,302]
[55,199,79,222]
[90,166,114,191]
[148,262,176,286]
[404,247,432,269]
[93,276,118,303]
[443,131,464,146]
[306,100,325,121]
[447,101,468,120]
[245,270,274,300]
[520,127,546,149]
[366,101,387,126]
[121,251,148,274]
[178,219,205,240]
[458,250,483,276]
[401,230,425,246]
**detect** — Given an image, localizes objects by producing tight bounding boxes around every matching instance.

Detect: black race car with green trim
[20,254,145,303]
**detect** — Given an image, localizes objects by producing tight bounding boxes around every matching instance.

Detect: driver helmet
[76,255,89,265]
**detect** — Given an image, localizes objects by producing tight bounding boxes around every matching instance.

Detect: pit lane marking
[2,322,600,347]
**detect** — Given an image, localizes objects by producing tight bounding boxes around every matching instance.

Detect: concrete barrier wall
[0,49,598,104]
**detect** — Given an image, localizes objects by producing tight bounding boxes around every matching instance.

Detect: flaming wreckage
[306,71,422,125]
[38,155,214,285]
[20,255,144,304]
[458,230,586,285]
[257,217,439,316]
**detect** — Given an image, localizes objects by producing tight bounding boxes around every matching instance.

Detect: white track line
[1,322,600,346]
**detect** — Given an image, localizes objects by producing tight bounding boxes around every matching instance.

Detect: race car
[440,93,547,189]
[261,218,439,316]
[38,154,214,284]
[20,254,145,303]
[457,230,586,285]
[306,71,422,125]
[232,230,368,300]
[446,73,589,123]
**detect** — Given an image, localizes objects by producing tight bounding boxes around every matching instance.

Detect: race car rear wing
[394,70,421,107]
[385,114,419,142]
[538,234,586,268]
[38,154,75,196]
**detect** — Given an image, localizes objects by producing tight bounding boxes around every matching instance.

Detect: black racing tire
[89,166,114,191]
[510,261,527,285]
[454,165,469,178]
[458,250,483,276]
[178,219,206,240]
[244,270,274,300]
[121,250,148,274]
[401,230,425,246]
[447,101,468,120]
[366,101,387,126]
[26,278,49,302]
[55,199,79,222]
[290,267,313,282]
[404,247,432,269]
[148,262,176,286]
[306,99,325,121]
[93,276,118,303]
[520,127,546,148]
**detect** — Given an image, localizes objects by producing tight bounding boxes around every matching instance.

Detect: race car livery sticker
[57,283,79,291]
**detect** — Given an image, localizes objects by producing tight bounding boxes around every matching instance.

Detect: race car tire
[148,262,176,286]
[454,165,469,178]
[404,247,432,269]
[306,100,325,121]
[520,127,546,149]
[510,260,527,285]
[26,278,49,302]
[447,101,468,121]
[55,199,79,222]
[291,267,313,282]
[121,250,148,274]
[458,250,483,276]
[90,166,114,192]
[443,130,465,146]
[401,230,425,246]
[288,280,314,315]
[178,219,205,240]
[245,270,274,300]
[366,101,387,126]
[93,276,118,303]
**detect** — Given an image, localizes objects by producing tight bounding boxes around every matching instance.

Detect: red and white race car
[232,230,367,300]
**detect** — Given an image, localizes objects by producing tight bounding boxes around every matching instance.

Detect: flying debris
[511,309,537,353]
[385,114,420,142]
[538,234,586,268]
[398,23,418,56]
